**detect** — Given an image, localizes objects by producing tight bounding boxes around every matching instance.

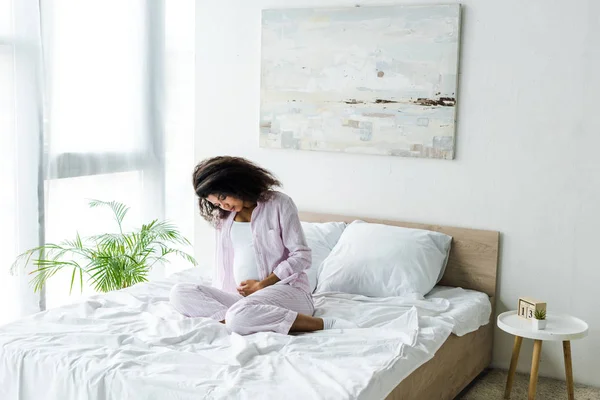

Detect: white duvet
[0,269,491,400]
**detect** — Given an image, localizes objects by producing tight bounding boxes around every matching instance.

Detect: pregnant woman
[170,156,354,335]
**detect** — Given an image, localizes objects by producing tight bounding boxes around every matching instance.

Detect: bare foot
[289,314,324,332]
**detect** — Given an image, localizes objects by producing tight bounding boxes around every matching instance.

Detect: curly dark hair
[192,156,282,225]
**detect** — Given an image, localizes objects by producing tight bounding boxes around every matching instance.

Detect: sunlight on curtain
[44,1,148,155]
[41,0,154,309]
[40,0,197,308]
[0,45,19,326]
[0,0,12,37]
[0,0,44,325]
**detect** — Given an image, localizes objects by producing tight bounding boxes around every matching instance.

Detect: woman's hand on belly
[237,280,263,297]
[237,273,281,296]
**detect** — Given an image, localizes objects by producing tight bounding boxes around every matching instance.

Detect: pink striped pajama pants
[169,283,314,335]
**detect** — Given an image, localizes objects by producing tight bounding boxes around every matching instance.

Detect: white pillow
[301,221,346,292]
[316,221,452,297]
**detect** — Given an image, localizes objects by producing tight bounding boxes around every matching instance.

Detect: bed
[300,212,499,400]
[0,213,499,400]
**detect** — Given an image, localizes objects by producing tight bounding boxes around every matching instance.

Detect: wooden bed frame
[299,212,500,400]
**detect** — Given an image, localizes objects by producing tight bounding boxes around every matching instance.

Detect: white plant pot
[533,319,547,330]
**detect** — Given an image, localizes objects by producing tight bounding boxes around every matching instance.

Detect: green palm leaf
[88,199,130,233]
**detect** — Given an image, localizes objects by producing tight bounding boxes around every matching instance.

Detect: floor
[457,369,600,400]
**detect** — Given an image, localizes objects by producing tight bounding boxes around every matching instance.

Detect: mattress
[0,268,491,400]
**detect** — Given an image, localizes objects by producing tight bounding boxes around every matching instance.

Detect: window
[42,1,160,176]
[1,1,195,313]
[42,1,195,308]
[38,1,162,308]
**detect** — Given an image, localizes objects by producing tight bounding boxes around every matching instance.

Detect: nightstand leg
[528,340,543,400]
[563,341,574,400]
[504,335,523,399]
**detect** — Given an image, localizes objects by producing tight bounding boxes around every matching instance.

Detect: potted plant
[11,200,197,294]
[533,309,547,330]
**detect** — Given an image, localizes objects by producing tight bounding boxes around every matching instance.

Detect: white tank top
[230,221,260,284]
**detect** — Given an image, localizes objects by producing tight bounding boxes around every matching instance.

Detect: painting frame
[259,4,462,159]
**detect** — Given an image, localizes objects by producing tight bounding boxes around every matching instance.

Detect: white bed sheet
[0,268,491,400]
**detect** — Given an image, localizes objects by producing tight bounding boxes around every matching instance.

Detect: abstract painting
[260,4,461,159]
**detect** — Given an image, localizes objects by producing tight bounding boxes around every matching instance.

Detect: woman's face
[207,194,244,213]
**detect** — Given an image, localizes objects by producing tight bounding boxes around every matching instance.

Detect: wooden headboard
[299,212,500,298]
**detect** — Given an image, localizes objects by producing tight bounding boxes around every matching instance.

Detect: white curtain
[1,0,195,322]
[0,0,44,325]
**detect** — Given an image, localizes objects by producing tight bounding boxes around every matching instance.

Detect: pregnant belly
[233,259,260,284]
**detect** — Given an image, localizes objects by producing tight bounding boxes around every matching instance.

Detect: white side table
[497,310,588,400]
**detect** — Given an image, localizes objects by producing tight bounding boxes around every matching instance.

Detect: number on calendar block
[518,297,546,320]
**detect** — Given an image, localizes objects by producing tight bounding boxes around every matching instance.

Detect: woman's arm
[272,195,311,280]
[260,273,280,288]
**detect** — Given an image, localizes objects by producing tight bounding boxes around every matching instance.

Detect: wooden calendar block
[518,297,546,320]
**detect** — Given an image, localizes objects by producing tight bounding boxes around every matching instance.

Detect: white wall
[195,0,600,386]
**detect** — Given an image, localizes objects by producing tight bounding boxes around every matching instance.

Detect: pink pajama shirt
[170,191,314,335]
